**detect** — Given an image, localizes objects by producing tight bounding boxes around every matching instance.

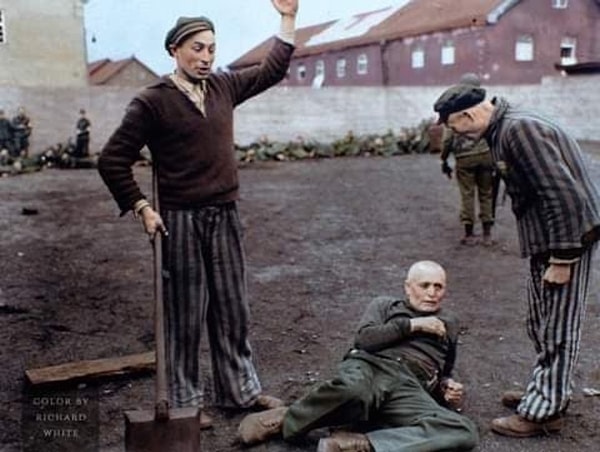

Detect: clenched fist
[441,378,464,411]
[410,316,447,338]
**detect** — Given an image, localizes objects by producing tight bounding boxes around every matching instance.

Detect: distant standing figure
[74,109,91,158]
[11,107,32,158]
[438,74,495,246]
[0,109,14,160]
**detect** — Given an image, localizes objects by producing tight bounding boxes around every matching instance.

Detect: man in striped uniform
[98,0,298,428]
[433,84,600,437]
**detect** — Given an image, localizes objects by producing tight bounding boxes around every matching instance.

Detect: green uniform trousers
[455,152,495,226]
[282,353,478,452]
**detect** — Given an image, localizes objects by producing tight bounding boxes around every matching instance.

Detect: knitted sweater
[98,37,294,212]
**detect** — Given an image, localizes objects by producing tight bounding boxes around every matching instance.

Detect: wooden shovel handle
[152,167,169,420]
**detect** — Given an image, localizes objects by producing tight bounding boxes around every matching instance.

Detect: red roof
[229,0,512,68]
[87,56,159,85]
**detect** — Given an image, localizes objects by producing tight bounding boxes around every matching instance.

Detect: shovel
[124,168,201,452]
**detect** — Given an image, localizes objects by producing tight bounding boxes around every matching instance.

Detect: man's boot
[482,221,494,246]
[501,390,525,409]
[317,431,373,452]
[460,223,476,245]
[491,414,563,437]
[237,406,288,445]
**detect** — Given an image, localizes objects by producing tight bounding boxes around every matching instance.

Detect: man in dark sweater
[238,261,479,452]
[98,0,298,427]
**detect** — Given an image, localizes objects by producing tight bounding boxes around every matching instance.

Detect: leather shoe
[317,431,373,452]
[199,411,214,430]
[491,414,562,437]
[238,406,287,445]
[501,390,525,410]
[253,394,285,410]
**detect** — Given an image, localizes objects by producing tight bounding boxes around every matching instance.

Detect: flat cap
[164,16,215,54]
[433,84,486,124]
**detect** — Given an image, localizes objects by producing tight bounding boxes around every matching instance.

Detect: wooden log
[25,351,155,385]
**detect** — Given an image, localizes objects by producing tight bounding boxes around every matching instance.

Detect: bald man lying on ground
[238,260,479,452]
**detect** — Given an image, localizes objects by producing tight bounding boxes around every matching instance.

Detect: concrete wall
[234,74,600,144]
[0,0,87,87]
[0,74,598,154]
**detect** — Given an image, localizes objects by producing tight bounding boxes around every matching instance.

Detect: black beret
[164,16,215,54]
[433,84,486,124]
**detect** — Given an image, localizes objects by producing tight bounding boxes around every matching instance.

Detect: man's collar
[171,72,207,93]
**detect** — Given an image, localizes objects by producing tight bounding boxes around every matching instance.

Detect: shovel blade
[125,407,201,452]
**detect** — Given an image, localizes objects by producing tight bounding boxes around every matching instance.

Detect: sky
[84,0,399,75]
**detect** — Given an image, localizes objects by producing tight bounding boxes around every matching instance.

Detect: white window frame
[552,0,568,8]
[336,58,346,78]
[515,35,534,62]
[0,10,6,44]
[411,47,425,69]
[296,63,306,81]
[356,54,368,75]
[441,41,455,65]
[560,37,577,65]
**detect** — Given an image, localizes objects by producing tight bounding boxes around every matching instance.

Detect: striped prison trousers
[161,203,262,408]
[518,244,597,421]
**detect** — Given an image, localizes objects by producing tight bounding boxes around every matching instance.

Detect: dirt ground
[1,143,599,452]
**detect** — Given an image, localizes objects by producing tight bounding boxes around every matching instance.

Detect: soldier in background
[74,108,91,158]
[438,74,495,246]
[11,106,32,158]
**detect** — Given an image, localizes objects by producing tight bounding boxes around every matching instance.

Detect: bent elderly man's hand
[543,263,571,285]
[410,316,447,338]
[271,0,298,17]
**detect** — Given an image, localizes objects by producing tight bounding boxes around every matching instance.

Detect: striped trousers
[518,245,597,421]
[161,203,262,408]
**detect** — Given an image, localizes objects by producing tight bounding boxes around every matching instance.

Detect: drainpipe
[380,39,390,86]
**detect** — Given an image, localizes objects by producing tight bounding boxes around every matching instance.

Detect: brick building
[0,0,88,87]
[229,0,600,87]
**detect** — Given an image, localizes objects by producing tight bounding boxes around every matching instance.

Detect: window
[411,47,425,68]
[356,54,368,75]
[296,63,306,81]
[515,35,534,61]
[441,41,455,65]
[336,58,346,78]
[0,10,6,44]
[560,37,577,65]
[552,0,568,8]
